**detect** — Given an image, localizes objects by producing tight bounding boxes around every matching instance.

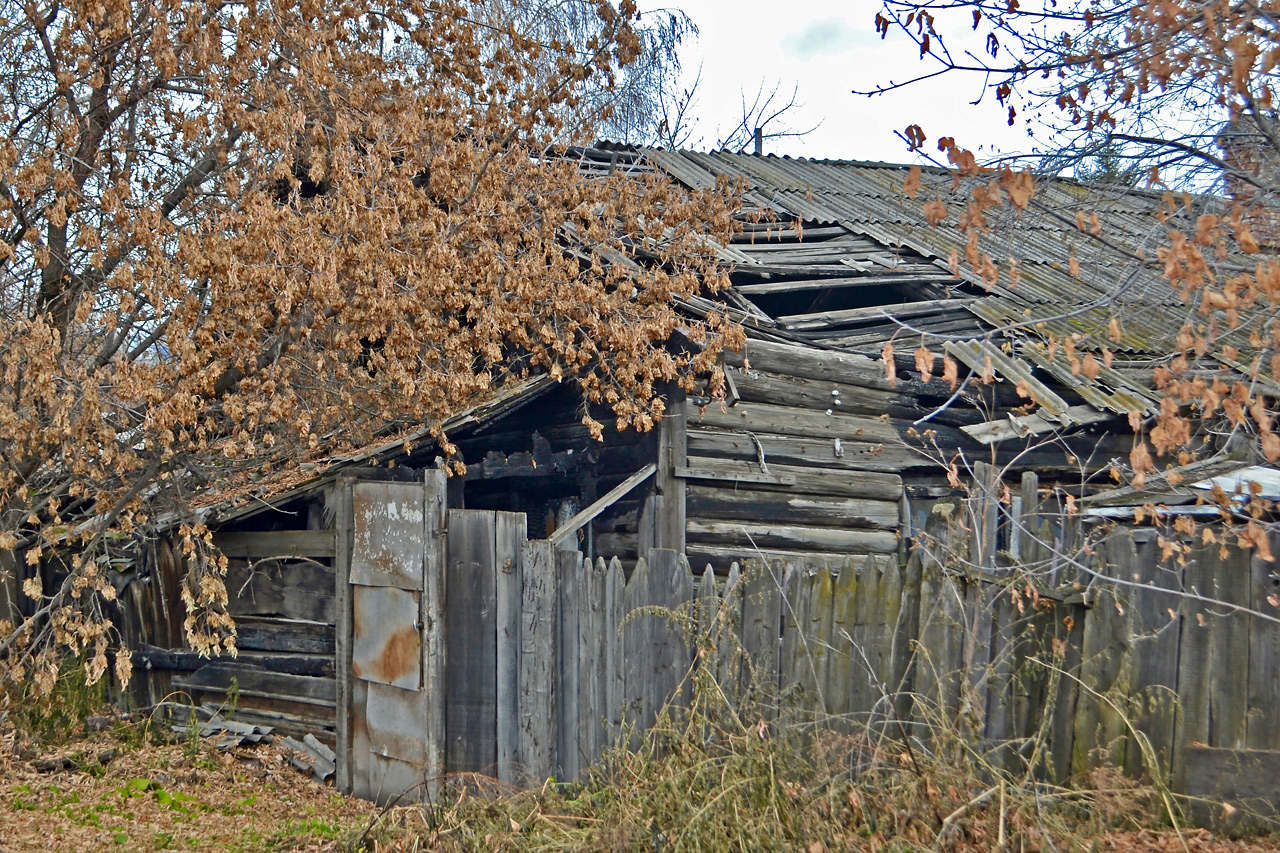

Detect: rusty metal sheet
[352,585,421,690]
[364,681,429,766]
[351,482,424,589]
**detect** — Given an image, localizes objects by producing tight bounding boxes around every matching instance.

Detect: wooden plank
[1174,545,1214,790]
[687,486,900,530]
[740,558,784,716]
[421,468,447,798]
[1122,532,1182,779]
[685,543,872,576]
[579,557,607,768]
[235,617,335,654]
[604,556,624,745]
[1182,747,1280,831]
[730,369,909,417]
[1248,542,1280,751]
[557,549,582,780]
[445,510,498,775]
[622,555,653,735]
[547,464,657,548]
[778,299,976,332]
[687,427,927,474]
[652,550,692,723]
[175,663,335,706]
[826,559,858,730]
[1071,542,1132,774]
[225,559,336,623]
[132,644,334,677]
[494,512,526,785]
[657,386,688,553]
[1207,541,1251,750]
[735,273,956,295]
[780,566,814,720]
[331,478,354,795]
[721,338,901,391]
[677,457,902,500]
[519,540,557,781]
[687,519,898,555]
[893,551,923,723]
[687,400,900,445]
[808,568,836,718]
[213,530,336,560]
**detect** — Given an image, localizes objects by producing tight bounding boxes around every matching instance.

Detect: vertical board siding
[445,510,499,776]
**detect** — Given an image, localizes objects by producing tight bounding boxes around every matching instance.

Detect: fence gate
[338,472,446,804]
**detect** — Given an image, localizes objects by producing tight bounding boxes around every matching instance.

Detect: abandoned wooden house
[55,146,1280,812]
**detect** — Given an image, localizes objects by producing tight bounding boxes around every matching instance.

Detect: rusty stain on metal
[352,584,422,690]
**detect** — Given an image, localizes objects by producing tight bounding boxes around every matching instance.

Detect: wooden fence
[410,513,1280,810]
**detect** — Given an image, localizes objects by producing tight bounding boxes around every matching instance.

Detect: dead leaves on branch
[0,0,743,692]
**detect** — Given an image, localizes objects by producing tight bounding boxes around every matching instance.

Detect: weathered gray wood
[1122,532,1182,780]
[676,457,903,500]
[684,543,876,575]
[730,369,909,417]
[1174,545,1214,789]
[1207,541,1251,751]
[685,519,899,554]
[557,549,582,780]
[657,387,688,553]
[1071,543,1131,774]
[519,539,557,781]
[740,558,784,715]
[494,512,526,785]
[780,566,814,719]
[827,559,858,730]
[132,644,334,677]
[717,562,743,698]
[331,477,354,794]
[850,556,884,721]
[687,399,901,444]
[808,568,836,719]
[1248,542,1280,751]
[175,663,336,706]
[1182,747,1280,830]
[225,559,336,622]
[1017,471,1041,567]
[604,556,625,744]
[235,617,335,654]
[893,551,924,723]
[421,468,447,798]
[213,529,337,560]
[654,550,693,721]
[547,463,656,548]
[445,510,498,775]
[721,337,897,391]
[579,557,607,768]
[687,486,900,529]
[622,555,653,734]
[688,427,926,474]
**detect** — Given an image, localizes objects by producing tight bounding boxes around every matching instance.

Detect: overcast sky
[636,0,1041,164]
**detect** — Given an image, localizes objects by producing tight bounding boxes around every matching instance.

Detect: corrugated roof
[639,147,1275,417]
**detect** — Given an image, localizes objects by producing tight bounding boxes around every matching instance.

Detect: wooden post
[331,477,354,795]
[494,511,526,785]
[422,469,447,798]
[518,539,557,781]
[656,385,687,554]
[557,549,582,780]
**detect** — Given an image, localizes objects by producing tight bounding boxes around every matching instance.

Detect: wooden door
[337,472,445,804]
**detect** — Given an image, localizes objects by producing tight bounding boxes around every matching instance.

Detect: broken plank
[685,520,898,554]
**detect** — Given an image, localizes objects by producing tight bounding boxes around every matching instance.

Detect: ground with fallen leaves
[0,717,378,852]
[4,712,1280,852]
